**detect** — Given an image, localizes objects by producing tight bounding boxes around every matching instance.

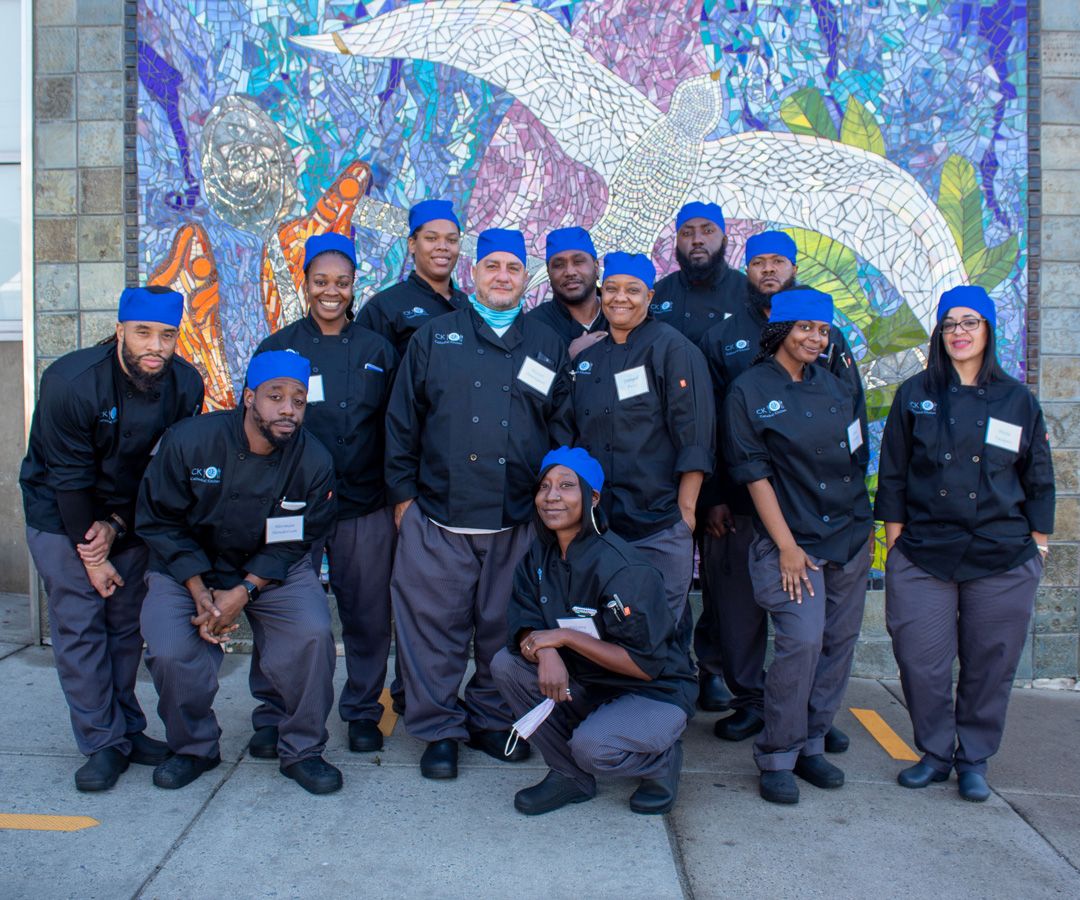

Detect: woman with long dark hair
[876,285,1054,802]
[723,288,872,805]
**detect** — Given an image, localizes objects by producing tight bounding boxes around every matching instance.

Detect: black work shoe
[75,747,129,792]
[958,771,991,803]
[824,725,850,753]
[126,732,172,766]
[467,729,531,762]
[281,756,343,795]
[348,720,384,753]
[713,709,764,742]
[897,760,950,789]
[697,672,733,712]
[759,770,799,804]
[420,739,459,779]
[514,770,594,816]
[629,741,683,815]
[153,753,221,790]
[794,753,845,789]
[247,726,279,759]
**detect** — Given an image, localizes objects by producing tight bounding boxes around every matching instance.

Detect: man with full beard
[526,226,607,357]
[137,350,341,794]
[697,232,862,746]
[650,202,748,346]
[20,286,204,791]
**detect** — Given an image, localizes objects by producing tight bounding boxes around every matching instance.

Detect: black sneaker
[75,747,129,792]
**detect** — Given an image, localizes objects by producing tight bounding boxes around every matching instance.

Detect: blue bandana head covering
[746,231,797,266]
[545,226,597,262]
[936,285,996,329]
[246,350,311,391]
[303,232,357,271]
[539,446,605,493]
[117,287,184,327]
[476,228,527,266]
[676,201,725,233]
[602,252,656,291]
[409,199,461,233]
[769,288,834,324]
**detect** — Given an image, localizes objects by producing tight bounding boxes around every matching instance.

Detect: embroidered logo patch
[402,306,429,319]
[909,399,937,415]
[190,465,222,484]
[755,399,787,419]
[433,331,464,346]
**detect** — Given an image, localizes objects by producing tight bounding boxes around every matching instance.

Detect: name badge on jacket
[847,419,864,453]
[556,616,600,639]
[985,417,1022,453]
[306,375,325,404]
[265,515,304,544]
[615,365,650,401]
[517,356,556,396]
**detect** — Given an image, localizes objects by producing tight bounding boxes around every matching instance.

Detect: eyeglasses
[940,317,986,334]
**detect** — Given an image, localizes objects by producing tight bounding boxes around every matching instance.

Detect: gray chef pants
[390,504,533,741]
[491,649,687,795]
[696,517,765,713]
[141,563,335,765]
[749,534,869,771]
[27,526,151,757]
[630,518,695,651]
[886,548,1040,776]
[250,507,397,728]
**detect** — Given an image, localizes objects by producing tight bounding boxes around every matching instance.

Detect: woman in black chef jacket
[491,446,696,816]
[876,285,1054,803]
[570,252,714,640]
[248,232,400,758]
[723,288,872,805]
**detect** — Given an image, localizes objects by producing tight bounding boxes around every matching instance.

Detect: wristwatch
[241,579,260,601]
[106,514,128,539]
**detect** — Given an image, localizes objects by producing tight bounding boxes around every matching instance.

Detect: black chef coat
[525,295,608,346]
[724,357,871,564]
[571,317,714,541]
[506,524,697,716]
[136,407,336,589]
[256,314,398,519]
[356,271,468,356]
[875,369,1055,582]
[385,305,574,530]
[650,265,748,345]
[20,343,204,549]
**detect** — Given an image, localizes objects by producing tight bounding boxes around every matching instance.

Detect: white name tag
[265,515,304,544]
[614,365,650,401]
[556,616,600,639]
[847,418,864,454]
[306,374,325,404]
[986,417,1022,453]
[517,356,556,396]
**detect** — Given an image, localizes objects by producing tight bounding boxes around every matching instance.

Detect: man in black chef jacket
[356,199,468,355]
[386,227,574,780]
[526,226,607,356]
[650,201,747,345]
[137,350,341,794]
[20,286,204,791]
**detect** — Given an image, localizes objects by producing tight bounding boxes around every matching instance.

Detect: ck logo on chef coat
[909,399,937,415]
[649,301,673,315]
[98,406,118,424]
[402,306,429,320]
[724,338,751,356]
[755,399,787,419]
[190,465,222,484]
[433,331,464,346]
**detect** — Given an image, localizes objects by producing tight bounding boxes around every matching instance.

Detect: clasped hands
[520,629,574,703]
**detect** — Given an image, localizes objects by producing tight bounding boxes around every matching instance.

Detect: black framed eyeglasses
[940,317,986,334]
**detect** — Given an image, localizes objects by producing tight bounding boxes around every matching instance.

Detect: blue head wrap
[476,228,527,265]
[545,226,597,262]
[303,232,357,271]
[602,252,656,291]
[117,287,184,327]
[676,201,725,233]
[246,350,311,391]
[409,199,461,233]
[746,231,798,266]
[936,285,996,329]
[769,288,834,324]
[539,446,605,493]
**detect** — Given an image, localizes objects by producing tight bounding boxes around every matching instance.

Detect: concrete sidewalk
[0,592,1078,899]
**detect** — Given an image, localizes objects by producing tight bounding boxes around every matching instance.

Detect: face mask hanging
[504,698,556,757]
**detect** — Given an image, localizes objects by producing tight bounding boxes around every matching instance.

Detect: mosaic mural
[136,0,1029,570]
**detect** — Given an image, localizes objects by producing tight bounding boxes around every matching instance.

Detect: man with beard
[697,232,862,745]
[357,199,469,356]
[651,202,748,345]
[137,350,340,794]
[526,226,607,358]
[386,228,574,780]
[20,286,204,791]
